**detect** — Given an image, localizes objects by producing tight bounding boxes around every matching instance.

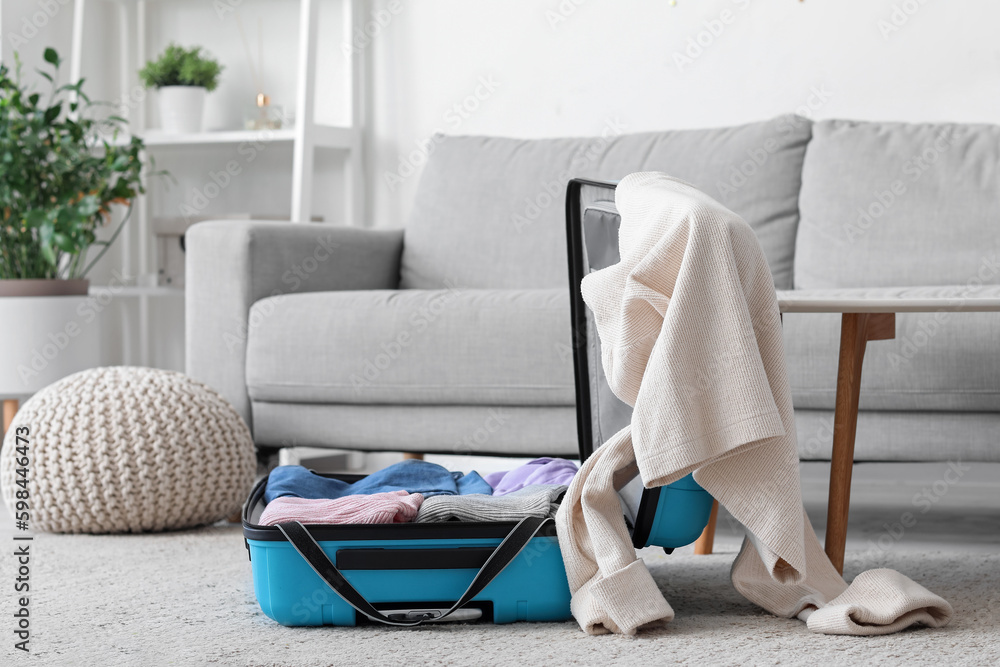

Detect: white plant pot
[0,296,101,396]
[158,85,207,134]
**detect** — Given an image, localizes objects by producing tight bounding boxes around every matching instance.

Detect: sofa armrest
[185,221,404,431]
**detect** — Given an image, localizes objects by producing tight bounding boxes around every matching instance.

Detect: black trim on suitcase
[336,547,496,571]
[629,486,662,550]
[565,178,619,461]
[276,516,553,626]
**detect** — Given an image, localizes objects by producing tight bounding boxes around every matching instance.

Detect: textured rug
[0,518,996,667]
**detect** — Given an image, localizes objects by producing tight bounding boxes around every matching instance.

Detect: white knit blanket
[555,172,953,636]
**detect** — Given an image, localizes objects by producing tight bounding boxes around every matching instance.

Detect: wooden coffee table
[775,289,1000,573]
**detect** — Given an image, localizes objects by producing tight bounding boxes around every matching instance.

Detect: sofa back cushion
[400,116,812,290]
[795,119,1000,289]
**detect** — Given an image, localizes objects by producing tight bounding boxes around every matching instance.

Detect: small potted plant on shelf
[140,43,223,134]
[0,48,147,396]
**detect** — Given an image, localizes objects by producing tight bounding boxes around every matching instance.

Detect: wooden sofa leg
[2,399,18,443]
[693,499,719,555]
[402,452,424,461]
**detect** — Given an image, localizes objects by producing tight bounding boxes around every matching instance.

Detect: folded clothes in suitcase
[240,178,715,628]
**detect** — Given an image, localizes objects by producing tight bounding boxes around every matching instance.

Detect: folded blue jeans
[264,460,493,503]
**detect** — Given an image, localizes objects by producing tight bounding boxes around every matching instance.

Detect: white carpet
[0,518,996,666]
[2,461,998,665]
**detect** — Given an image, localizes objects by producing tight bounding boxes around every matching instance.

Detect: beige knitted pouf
[0,367,256,534]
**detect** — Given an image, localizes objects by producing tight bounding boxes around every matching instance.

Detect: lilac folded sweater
[485,458,579,496]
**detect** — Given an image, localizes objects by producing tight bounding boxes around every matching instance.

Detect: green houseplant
[140,44,223,134]
[1,48,148,398]
[0,48,146,289]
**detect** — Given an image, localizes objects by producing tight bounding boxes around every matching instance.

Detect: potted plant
[140,43,223,134]
[0,48,147,397]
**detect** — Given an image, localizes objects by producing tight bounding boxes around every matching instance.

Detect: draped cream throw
[555,172,953,636]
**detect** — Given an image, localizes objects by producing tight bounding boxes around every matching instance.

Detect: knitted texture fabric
[258,491,423,526]
[415,484,567,523]
[0,367,257,534]
[556,172,952,636]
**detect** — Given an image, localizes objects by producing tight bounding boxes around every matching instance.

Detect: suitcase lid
[565,178,629,462]
[565,179,715,550]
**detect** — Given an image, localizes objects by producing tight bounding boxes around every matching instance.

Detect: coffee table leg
[826,313,895,574]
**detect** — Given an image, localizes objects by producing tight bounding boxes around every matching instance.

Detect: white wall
[6,0,998,229]
[3,0,999,369]
[364,0,1000,227]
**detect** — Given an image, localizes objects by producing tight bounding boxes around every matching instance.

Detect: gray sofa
[186,115,1000,462]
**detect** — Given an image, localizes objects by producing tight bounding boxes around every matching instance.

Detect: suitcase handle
[276,515,553,627]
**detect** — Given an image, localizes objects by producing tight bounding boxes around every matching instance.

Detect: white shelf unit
[89,285,185,298]
[69,0,367,366]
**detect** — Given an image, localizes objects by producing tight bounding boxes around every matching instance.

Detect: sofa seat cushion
[251,403,579,456]
[245,288,575,406]
[780,286,1000,411]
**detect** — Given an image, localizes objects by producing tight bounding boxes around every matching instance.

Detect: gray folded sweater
[415,484,567,523]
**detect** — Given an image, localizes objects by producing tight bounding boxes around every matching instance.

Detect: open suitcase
[240,178,715,628]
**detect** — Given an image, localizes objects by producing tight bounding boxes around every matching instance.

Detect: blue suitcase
[241,178,714,627]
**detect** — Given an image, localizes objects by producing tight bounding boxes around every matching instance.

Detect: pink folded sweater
[258,490,424,526]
